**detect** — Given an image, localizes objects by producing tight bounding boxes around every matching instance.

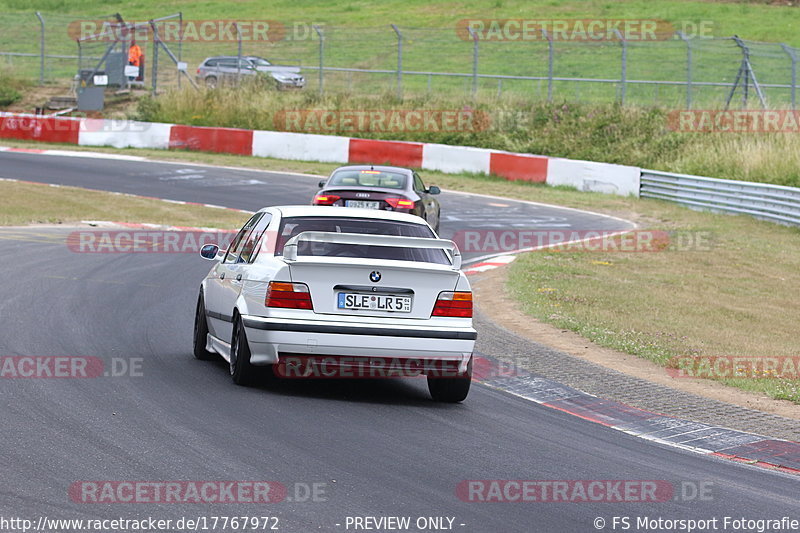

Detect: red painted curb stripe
[6,147,47,153]
[348,138,424,168]
[489,152,548,182]
[0,116,80,145]
[169,125,254,156]
[711,452,800,474]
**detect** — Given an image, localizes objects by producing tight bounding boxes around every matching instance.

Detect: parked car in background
[313,165,442,233]
[196,55,305,89]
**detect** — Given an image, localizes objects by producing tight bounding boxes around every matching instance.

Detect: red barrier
[489,152,548,182]
[169,125,253,155]
[348,138,424,168]
[0,115,80,144]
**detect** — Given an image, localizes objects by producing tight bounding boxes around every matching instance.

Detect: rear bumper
[241,315,476,371]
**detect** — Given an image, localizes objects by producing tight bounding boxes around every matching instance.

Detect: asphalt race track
[0,151,798,533]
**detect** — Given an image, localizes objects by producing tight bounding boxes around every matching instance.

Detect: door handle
[236,274,242,282]
[219,272,225,280]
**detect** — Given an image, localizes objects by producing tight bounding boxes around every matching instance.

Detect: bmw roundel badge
[369,271,381,283]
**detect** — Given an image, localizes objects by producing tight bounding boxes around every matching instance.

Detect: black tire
[205,76,218,89]
[193,292,216,361]
[230,315,257,386]
[427,357,472,402]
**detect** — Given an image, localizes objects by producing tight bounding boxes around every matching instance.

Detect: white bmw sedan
[194,206,477,402]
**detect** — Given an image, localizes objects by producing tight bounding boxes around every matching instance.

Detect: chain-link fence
[2,12,799,109]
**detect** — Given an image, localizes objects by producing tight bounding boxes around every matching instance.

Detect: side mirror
[427,186,441,195]
[200,244,221,260]
[318,179,326,188]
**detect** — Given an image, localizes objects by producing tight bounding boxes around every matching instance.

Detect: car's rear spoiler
[283,231,462,270]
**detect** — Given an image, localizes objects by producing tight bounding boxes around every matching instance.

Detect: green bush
[0,85,21,106]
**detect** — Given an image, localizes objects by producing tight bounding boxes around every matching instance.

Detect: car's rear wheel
[230,315,257,386]
[205,76,218,89]
[427,357,472,402]
[193,292,216,361]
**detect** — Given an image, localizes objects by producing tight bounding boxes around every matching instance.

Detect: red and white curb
[464,254,517,275]
[473,356,800,475]
[0,112,642,196]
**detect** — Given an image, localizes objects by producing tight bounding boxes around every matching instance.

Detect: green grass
[506,198,800,404]
[0,179,247,228]
[1,0,799,106]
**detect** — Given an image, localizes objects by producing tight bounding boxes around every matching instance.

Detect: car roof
[330,165,414,177]
[260,205,428,224]
[204,56,250,61]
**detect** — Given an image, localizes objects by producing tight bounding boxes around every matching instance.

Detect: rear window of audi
[275,217,449,265]
[327,170,408,190]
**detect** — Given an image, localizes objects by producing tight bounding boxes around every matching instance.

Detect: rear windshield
[276,216,449,265]
[327,170,408,190]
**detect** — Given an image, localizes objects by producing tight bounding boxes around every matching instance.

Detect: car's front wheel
[193,292,216,361]
[427,357,472,402]
[230,315,257,386]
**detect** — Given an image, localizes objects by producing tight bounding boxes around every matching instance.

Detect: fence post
[391,24,403,99]
[678,31,693,109]
[467,26,478,96]
[313,25,324,94]
[151,22,159,96]
[177,12,183,89]
[540,28,553,101]
[613,29,627,104]
[780,43,796,110]
[35,12,45,86]
[235,22,242,87]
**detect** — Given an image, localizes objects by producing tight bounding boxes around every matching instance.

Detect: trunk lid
[282,232,461,319]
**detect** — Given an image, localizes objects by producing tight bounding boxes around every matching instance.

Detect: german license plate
[345,200,380,209]
[337,293,412,313]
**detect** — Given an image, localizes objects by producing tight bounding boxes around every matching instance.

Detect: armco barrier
[0,112,640,197]
[641,169,800,227]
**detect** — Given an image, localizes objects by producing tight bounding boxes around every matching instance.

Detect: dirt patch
[472,263,800,421]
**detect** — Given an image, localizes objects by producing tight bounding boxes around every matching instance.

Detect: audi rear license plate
[337,293,412,313]
[345,200,380,209]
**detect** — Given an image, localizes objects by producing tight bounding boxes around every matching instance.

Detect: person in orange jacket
[128,40,143,81]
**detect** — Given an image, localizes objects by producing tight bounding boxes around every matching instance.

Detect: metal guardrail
[640,169,800,227]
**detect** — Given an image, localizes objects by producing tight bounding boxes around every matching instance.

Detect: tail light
[266,282,313,310]
[385,197,415,209]
[313,194,340,206]
[432,291,472,318]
